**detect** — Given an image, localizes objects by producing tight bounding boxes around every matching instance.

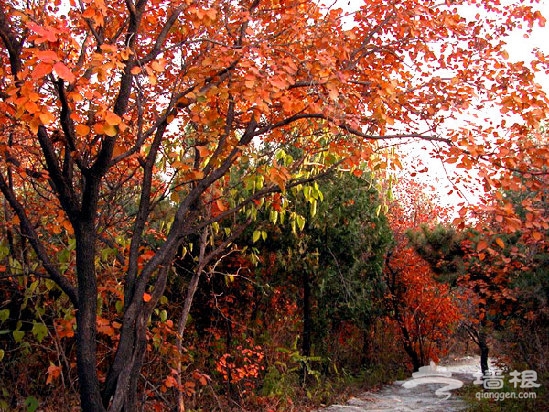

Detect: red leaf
[32,62,53,80]
[53,62,75,83]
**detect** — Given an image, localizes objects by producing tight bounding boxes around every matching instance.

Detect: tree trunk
[301,270,312,384]
[479,328,490,375]
[75,225,105,412]
[403,339,422,372]
[478,304,490,375]
[302,270,312,358]
[360,326,372,367]
[176,270,201,412]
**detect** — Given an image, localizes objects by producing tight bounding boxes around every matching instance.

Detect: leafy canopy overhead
[2,0,547,184]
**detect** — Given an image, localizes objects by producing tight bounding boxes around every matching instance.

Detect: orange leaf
[54,318,75,339]
[39,111,55,125]
[32,62,53,80]
[53,61,76,83]
[143,293,152,302]
[104,111,122,126]
[35,50,59,62]
[46,364,62,385]
[113,145,125,157]
[476,240,488,252]
[150,60,166,72]
[495,237,505,249]
[186,170,204,180]
[164,375,177,388]
[196,146,210,157]
[75,124,90,136]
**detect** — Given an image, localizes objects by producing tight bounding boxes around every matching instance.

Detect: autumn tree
[1,0,548,410]
[383,180,461,371]
[463,126,549,379]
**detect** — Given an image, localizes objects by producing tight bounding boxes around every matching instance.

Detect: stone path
[317,356,489,411]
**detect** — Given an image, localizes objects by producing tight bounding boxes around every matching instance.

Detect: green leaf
[160,309,168,322]
[0,309,9,322]
[31,322,49,343]
[13,330,25,343]
[252,230,261,243]
[24,396,39,412]
[310,200,317,217]
[296,215,306,231]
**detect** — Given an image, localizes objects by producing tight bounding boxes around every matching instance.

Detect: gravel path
[317,356,489,411]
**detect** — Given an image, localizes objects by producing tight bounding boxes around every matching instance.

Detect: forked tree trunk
[100,267,168,411]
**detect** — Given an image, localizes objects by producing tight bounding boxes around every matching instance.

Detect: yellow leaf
[102,123,117,136]
[253,230,261,243]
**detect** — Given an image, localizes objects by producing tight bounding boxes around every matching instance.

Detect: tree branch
[0,173,78,306]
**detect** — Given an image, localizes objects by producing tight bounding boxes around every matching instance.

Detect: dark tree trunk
[360,326,372,367]
[479,328,490,375]
[478,303,490,375]
[302,270,312,358]
[301,270,312,384]
[403,339,422,372]
[75,224,104,412]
